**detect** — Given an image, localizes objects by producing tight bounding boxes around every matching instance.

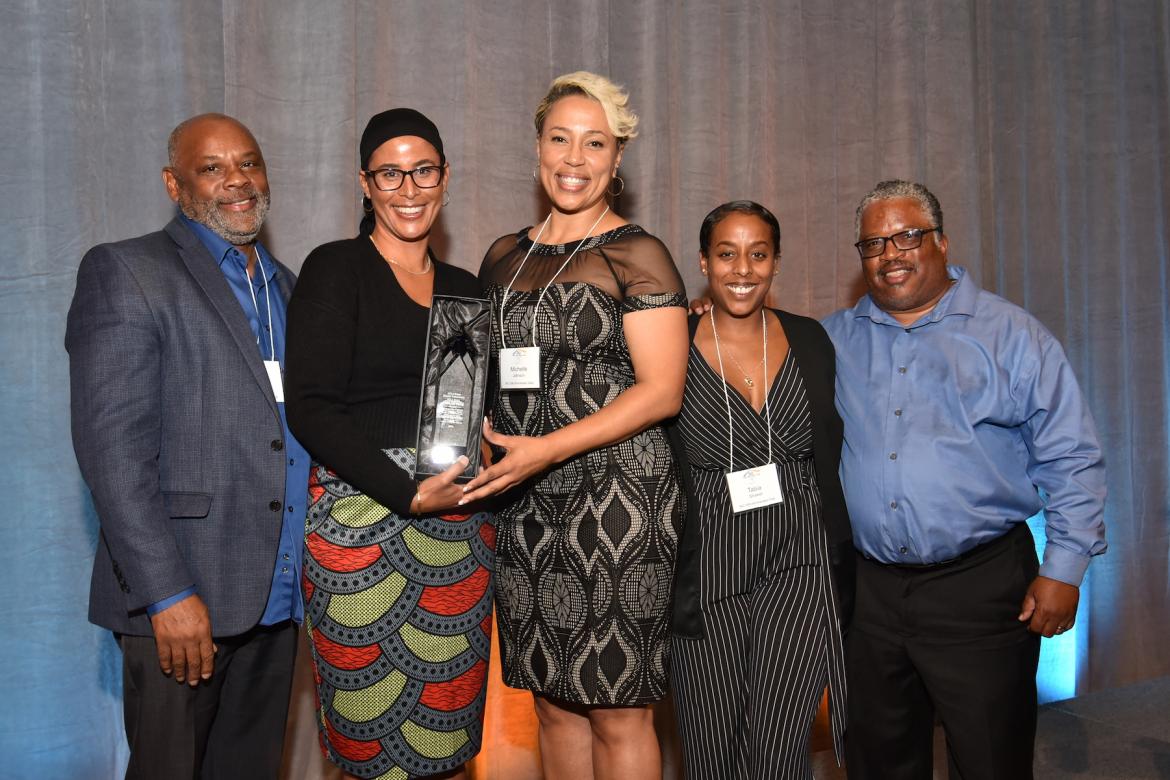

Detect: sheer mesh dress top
[478,224,688,705]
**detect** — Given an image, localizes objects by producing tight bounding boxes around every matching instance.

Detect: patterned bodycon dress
[479,224,686,705]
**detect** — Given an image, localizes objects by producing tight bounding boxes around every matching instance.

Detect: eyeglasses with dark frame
[362,165,444,192]
[854,227,941,259]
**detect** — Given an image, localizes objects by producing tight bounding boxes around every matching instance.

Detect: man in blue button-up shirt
[67,114,308,778]
[822,180,1107,779]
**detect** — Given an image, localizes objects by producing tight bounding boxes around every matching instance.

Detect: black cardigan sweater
[668,309,856,638]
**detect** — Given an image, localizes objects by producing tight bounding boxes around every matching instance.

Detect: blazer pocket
[163,491,212,519]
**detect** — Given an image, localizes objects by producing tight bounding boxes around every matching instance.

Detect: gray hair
[854,180,944,240]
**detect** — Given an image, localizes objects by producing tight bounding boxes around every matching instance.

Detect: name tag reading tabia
[499,346,541,390]
[726,463,783,513]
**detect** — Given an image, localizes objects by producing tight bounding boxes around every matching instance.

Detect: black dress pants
[119,620,298,780]
[844,524,1041,780]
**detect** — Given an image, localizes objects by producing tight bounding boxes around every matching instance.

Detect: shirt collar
[852,264,975,327]
[180,213,276,284]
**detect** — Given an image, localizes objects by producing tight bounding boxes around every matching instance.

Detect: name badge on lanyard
[709,308,783,514]
[497,207,610,394]
[726,463,783,513]
[499,346,542,390]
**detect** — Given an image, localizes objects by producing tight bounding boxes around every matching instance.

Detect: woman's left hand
[460,418,555,503]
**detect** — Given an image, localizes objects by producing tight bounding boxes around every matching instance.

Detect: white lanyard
[243,246,276,362]
[498,206,609,349]
[708,308,772,471]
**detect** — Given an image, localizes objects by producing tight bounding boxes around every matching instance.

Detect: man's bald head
[167,113,257,168]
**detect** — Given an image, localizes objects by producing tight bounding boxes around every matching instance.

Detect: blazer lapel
[776,310,824,413]
[165,217,278,412]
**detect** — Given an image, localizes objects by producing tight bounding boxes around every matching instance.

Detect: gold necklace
[369,236,432,275]
[712,310,766,387]
[724,346,765,387]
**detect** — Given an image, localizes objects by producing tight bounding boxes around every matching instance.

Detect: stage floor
[811,675,1170,779]
[283,623,1170,778]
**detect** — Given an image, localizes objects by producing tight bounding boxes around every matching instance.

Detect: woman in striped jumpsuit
[668,201,855,779]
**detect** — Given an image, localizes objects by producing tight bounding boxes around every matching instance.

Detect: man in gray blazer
[66,114,309,779]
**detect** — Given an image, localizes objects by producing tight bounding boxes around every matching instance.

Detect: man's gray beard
[179,189,271,245]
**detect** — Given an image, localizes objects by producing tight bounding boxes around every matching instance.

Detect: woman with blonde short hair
[463,72,688,779]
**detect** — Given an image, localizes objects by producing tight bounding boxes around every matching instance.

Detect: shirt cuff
[146,587,197,616]
[1038,544,1090,587]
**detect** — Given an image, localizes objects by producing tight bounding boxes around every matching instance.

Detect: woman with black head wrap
[286,109,498,780]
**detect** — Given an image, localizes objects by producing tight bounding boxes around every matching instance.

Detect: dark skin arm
[150,594,217,685]
[1018,576,1079,637]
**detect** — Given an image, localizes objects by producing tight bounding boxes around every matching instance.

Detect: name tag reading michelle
[264,360,285,403]
[726,463,783,513]
[499,346,541,390]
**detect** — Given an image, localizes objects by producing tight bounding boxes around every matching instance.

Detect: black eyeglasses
[362,165,443,192]
[854,227,940,259]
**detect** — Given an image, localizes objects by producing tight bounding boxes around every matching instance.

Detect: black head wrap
[359,108,446,236]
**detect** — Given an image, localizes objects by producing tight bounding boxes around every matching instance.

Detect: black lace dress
[479,224,687,705]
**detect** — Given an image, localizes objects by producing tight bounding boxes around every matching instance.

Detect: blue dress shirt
[146,215,309,624]
[822,265,1106,586]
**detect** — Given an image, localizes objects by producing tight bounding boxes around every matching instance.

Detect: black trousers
[119,620,298,780]
[844,524,1041,780]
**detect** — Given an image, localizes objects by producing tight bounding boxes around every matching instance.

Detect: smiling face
[859,196,951,324]
[359,135,448,248]
[701,212,779,319]
[163,116,270,249]
[535,94,623,216]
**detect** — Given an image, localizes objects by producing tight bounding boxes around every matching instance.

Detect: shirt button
[283,553,290,560]
[898,366,907,374]
[889,452,897,460]
[904,328,911,333]
[271,439,283,451]
[899,546,908,554]
[894,409,902,416]
[281,566,289,574]
[288,505,295,512]
[289,458,295,466]
[269,500,282,511]
[890,500,898,509]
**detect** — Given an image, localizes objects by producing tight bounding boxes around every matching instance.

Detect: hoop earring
[442,190,450,207]
[608,175,625,198]
[362,198,374,214]
[532,167,538,182]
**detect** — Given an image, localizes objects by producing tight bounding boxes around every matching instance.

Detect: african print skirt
[303,448,495,779]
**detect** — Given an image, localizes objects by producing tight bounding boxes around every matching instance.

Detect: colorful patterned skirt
[303,448,495,779]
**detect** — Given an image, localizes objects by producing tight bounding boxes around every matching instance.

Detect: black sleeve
[285,243,417,514]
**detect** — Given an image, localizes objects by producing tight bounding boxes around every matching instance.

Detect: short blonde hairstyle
[533,71,639,143]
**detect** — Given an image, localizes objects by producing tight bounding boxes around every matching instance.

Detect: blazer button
[271,439,284,451]
[269,500,282,512]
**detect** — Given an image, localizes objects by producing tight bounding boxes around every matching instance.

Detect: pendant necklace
[369,235,432,275]
[713,311,766,387]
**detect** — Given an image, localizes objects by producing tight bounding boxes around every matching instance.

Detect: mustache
[877,260,913,276]
[216,187,263,205]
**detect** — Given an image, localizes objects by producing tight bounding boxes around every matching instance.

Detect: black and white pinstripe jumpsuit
[670,347,846,780]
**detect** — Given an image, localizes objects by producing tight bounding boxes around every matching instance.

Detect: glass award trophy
[414,295,491,483]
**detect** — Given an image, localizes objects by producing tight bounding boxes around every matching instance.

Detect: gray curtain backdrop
[1,1,1166,776]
